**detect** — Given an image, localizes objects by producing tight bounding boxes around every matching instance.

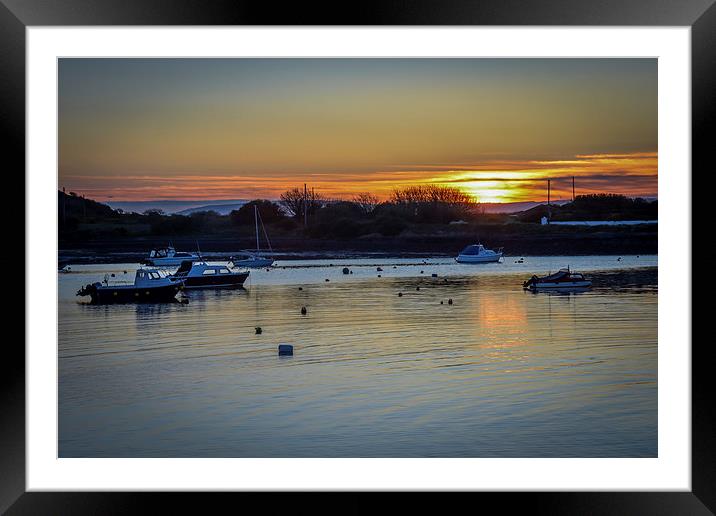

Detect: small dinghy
[77,268,184,304]
[170,260,250,289]
[455,244,503,263]
[522,267,592,290]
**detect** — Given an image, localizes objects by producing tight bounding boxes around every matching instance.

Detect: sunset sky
[58,58,657,204]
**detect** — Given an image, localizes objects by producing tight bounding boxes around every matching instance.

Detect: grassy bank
[59,222,657,263]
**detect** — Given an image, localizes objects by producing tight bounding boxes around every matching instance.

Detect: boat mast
[254,205,260,253]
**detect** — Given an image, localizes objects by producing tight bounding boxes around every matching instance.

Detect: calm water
[59,255,657,457]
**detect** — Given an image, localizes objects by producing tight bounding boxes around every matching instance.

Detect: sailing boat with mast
[229,205,275,268]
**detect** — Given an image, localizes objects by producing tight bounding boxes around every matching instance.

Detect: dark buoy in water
[617,257,622,261]
[431,273,438,277]
[420,270,424,274]
[398,292,403,297]
[278,344,293,356]
[393,266,397,269]
[342,267,350,275]
[325,278,330,282]
[448,298,453,305]
[440,300,444,305]
[377,267,383,272]
[416,286,420,291]
[110,273,115,277]
[298,287,303,291]
[350,270,353,274]
[255,327,262,335]
[378,274,382,278]
[301,306,307,315]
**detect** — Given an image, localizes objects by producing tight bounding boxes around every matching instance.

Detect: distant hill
[176,202,248,215]
[106,199,249,214]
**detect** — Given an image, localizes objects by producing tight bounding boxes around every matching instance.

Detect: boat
[170,260,250,289]
[455,244,503,263]
[141,245,199,267]
[522,267,592,290]
[77,268,185,304]
[229,205,275,269]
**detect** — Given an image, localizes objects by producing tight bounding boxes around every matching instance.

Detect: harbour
[59,255,657,457]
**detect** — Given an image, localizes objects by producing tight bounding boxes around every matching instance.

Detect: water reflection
[59,263,657,458]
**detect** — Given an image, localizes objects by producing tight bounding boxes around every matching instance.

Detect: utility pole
[572,176,575,202]
[304,183,308,228]
[547,179,551,222]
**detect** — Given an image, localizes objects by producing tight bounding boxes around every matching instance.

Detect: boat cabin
[460,244,488,256]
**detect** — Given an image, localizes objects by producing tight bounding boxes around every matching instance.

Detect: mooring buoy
[255,327,262,334]
[448,298,453,305]
[278,344,293,356]
[301,306,307,315]
[398,292,403,297]
[342,267,350,274]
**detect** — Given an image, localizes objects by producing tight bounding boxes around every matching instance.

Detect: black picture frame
[2,0,710,513]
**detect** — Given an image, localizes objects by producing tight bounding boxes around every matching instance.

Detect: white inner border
[27,27,691,491]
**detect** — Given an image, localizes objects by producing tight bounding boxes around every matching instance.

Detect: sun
[459,181,514,204]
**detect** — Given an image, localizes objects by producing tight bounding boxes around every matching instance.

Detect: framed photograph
[4,0,710,512]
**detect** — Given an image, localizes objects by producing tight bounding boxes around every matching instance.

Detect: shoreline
[59,227,657,264]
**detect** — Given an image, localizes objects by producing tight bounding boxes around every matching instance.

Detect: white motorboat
[229,254,274,268]
[522,267,592,290]
[170,260,250,289]
[229,205,275,269]
[141,245,199,267]
[455,244,503,263]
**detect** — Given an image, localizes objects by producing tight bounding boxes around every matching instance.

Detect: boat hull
[528,280,592,290]
[82,283,183,304]
[141,257,198,267]
[455,254,502,264]
[181,271,249,289]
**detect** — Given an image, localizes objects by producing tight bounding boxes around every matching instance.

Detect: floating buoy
[440,300,444,305]
[298,287,303,291]
[416,286,420,291]
[448,298,453,305]
[342,267,350,274]
[393,266,397,269]
[398,292,403,297]
[111,273,115,277]
[378,274,382,278]
[278,344,293,356]
[431,273,438,277]
[325,278,330,282]
[255,327,262,334]
[377,267,383,272]
[420,270,424,274]
[301,306,307,315]
[350,270,353,274]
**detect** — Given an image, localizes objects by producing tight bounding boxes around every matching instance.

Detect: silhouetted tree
[229,200,285,225]
[279,187,325,218]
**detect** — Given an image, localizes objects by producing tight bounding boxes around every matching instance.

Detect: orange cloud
[61,151,656,203]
